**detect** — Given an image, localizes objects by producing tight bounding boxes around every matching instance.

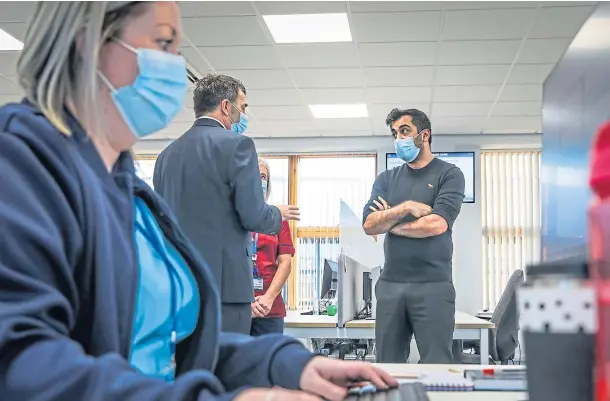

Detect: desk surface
[285,311,495,330]
[376,364,524,401]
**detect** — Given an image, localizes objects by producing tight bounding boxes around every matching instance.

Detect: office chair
[457,269,525,364]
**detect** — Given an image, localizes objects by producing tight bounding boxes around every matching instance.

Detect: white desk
[284,311,495,365]
[377,364,525,401]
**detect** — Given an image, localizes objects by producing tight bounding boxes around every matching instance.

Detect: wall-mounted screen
[386,152,475,203]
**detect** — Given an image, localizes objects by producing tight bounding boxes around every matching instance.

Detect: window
[134,155,157,189]
[481,151,541,309]
[294,156,377,310]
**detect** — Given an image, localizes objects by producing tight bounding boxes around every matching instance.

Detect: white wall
[135,133,541,314]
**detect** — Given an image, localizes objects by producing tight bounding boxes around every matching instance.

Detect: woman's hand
[299,357,398,401]
[255,294,274,315]
[251,302,265,318]
[235,388,320,401]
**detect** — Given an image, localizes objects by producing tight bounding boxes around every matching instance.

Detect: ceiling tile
[369,103,431,122]
[434,85,501,102]
[507,64,555,84]
[443,9,534,40]
[0,2,34,22]
[432,102,493,117]
[182,16,269,46]
[351,12,441,42]
[290,68,363,88]
[255,1,347,14]
[179,2,255,17]
[255,119,317,134]
[439,40,520,65]
[492,101,542,116]
[181,47,213,72]
[0,52,19,76]
[433,117,486,134]
[529,6,595,39]
[363,66,435,87]
[435,65,511,85]
[300,88,366,104]
[198,46,283,70]
[445,2,540,10]
[221,69,294,89]
[314,118,372,131]
[518,38,571,63]
[279,43,360,68]
[0,75,21,95]
[248,105,311,120]
[247,88,303,106]
[359,42,437,67]
[484,116,542,133]
[499,85,543,102]
[0,22,27,39]
[367,86,433,103]
[349,1,443,12]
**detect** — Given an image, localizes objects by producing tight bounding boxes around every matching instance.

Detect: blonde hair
[258,158,271,202]
[17,1,147,135]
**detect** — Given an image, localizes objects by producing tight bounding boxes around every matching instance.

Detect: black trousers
[250,317,284,336]
[375,280,456,364]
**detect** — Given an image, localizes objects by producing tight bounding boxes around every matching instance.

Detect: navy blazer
[154,118,282,304]
[0,101,313,401]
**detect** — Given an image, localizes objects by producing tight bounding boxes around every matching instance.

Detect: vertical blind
[481,151,542,309]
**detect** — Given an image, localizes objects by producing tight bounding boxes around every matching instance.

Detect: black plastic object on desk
[342,383,429,401]
[519,258,594,401]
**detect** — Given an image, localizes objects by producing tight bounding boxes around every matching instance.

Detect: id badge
[253,277,264,290]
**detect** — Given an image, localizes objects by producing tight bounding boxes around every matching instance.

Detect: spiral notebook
[395,371,474,392]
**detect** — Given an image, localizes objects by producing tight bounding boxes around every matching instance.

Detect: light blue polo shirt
[131,197,200,381]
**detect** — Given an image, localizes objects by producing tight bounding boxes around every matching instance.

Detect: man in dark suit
[153,74,299,335]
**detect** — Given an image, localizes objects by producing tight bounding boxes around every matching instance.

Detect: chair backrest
[489,269,525,361]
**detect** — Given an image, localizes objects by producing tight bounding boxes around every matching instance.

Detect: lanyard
[251,232,260,277]
[136,205,179,380]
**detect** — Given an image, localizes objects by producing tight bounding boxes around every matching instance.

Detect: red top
[591,121,610,200]
[254,221,295,318]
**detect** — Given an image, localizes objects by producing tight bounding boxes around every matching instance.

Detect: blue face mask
[262,179,268,199]
[395,132,423,163]
[229,102,248,134]
[99,40,188,138]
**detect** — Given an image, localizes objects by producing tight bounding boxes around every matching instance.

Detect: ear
[422,129,431,143]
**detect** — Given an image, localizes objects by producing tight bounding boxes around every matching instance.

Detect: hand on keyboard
[299,357,399,401]
[343,383,429,401]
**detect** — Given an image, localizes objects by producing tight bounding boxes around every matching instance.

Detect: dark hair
[385,108,432,146]
[193,73,247,116]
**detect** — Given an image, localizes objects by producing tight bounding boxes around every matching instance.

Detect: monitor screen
[385,152,475,203]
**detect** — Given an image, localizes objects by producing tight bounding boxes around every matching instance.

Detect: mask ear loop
[96,70,117,93]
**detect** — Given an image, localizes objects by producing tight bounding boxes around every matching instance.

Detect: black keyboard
[343,382,429,401]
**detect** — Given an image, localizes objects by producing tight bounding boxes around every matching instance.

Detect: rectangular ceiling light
[0,28,23,51]
[263,13,352,44]
[310,104,368,119]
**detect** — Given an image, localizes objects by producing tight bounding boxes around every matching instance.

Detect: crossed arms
[362,168,465,238]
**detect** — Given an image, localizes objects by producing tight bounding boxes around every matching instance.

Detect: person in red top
[250,159,296,336]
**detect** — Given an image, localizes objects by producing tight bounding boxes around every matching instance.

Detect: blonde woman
[250,159,294,335]
[0,2,396,401]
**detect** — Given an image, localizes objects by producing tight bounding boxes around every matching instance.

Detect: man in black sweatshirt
[363,108,465,364]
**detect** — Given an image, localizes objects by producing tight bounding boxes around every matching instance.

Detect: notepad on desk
[394,371,474,392]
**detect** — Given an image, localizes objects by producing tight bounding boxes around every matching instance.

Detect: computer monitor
[321,259,339,299]
[363,272,372,303]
